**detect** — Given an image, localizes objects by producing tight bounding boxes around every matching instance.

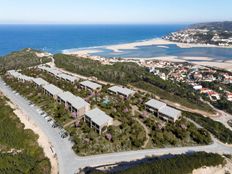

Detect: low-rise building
[43,84,63,99]
[84,108,113,134]
[159,106,181,122]
[57,91,90,117]
[56,73,79,83]
[32,78,49,88]
[145,99,167,116]
[80,80,102,91]
[108,86,135,98]
[64,93,90,117]
[7,70,33,82]
[57,91,74,105]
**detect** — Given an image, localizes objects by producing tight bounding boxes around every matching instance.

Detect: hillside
[0,48,51,74]
[54,54,214,113]
[189,21,232,31]
[164,21,232,46]
[0,95,51,173]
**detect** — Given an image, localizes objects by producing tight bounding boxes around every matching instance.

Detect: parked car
[61,132,68,139]
[45,116,52,122]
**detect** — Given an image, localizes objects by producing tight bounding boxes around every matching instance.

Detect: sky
[0,0,231,24]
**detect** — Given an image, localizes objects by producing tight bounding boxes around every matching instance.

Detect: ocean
[0,24,184,56]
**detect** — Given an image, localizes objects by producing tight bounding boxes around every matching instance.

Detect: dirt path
[6,100,58,174]
[63,119,77,128]
[130,85,217,118]
[131,105,150,148]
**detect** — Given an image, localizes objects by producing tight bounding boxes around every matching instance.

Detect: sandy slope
[193,159,232,174]
[6,101,58,174]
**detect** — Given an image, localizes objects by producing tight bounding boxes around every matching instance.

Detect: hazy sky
[0,0,231,24]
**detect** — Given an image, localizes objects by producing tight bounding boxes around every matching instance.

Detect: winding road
[1,78,232,174]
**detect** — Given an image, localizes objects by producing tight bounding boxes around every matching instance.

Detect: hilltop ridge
[164,21,232,46]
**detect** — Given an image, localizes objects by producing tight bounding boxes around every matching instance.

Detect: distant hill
[164,21,232,46]
[189,21,232,31]
[0,48,51,74]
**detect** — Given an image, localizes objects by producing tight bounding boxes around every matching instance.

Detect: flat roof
[57,73,79,82]
[20,75,33,81]
[85,108,113,127]
[145,99,166,110]
[68,95,89,110]
[108,86,135,96]
[38,65,62,76]
[159,106,181,120]
[43,84,63,96]
[57,91,75,102]
[46,68,61,76]
[8,70,34,81]
[33,78,49,86]
[80,80,102,90]
[8,70,23,77]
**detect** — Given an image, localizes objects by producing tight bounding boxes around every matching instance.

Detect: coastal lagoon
[90,44,232,61]
[1,24,232,62]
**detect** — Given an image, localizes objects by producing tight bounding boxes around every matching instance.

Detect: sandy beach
[66,38,232,56]
[64,38,232,71]
[6,100,58,174]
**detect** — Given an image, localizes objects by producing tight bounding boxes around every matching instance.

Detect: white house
[32,78,49,88]
[43,84,63,100]
[80,80,102,91]
[108,86,135,98]
[84,108,113,134]
[159,106,182,122]
[145,99,166,115]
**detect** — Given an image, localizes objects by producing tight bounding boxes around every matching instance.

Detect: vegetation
[21,68,90,98]
[87,152,225,174]
[190,21,232,32]
[199,81,232,114]
[0,48,50,74]
[0,95,51,173]
[3,75,147,155]
[54,54,214,113]
[3,73,212,156]
[185,112,232,144]
[142,117,211,147]
[3,76,73,126]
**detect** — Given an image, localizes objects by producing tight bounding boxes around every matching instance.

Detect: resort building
[57,91,74,105]
[32,78,49,88]
[57,73,79,83]
[145,99,181,122]
[84,108,113,134]
[38,65,79,83]
[7,70,21,77]
[38,65,61,76]
[46,68,62,76]
[159,106,181,122]
[67,96,90,117]
[7,70,33,82]
[108,86,135,98]
[80,80,102,91]
[145,99,166,116]
[43,84,63,100]
[57,91,90,117]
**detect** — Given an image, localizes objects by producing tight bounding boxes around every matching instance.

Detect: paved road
[1,78,232,174]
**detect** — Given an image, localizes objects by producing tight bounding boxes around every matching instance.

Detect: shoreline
[63,38,232,71]
[64,38,232,56]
